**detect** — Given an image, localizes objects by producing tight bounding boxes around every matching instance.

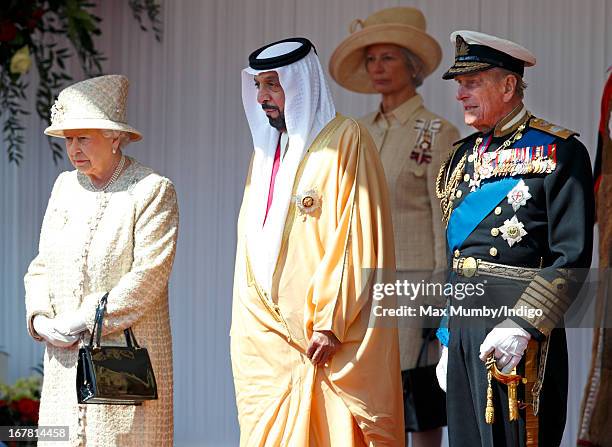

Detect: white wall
[1,1,610,445]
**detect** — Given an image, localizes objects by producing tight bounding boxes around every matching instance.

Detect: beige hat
[44,74,142,141]
[329,7,442,93]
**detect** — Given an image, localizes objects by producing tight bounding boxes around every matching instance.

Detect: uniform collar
[493,103,530,137]
[370,94,424,126]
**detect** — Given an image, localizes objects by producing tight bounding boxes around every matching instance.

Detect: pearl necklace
[90,155,126,192]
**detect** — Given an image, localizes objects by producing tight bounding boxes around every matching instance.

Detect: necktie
[263,138,281,225]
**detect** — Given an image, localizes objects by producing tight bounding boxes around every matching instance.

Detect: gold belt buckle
[461,257,478,277]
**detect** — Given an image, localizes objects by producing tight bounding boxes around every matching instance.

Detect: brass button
[491,228,500,237]
[468,154,475,163]
[454,249,461,258]
[494,206,502,215]
[456,190,463,198]
[489,247,498,257]
[464,174,471,182]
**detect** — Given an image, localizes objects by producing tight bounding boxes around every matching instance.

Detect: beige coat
[360,95,460,369]
[24,158,178,446]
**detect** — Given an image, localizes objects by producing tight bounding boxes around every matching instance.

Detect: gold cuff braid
[514,274,572,336]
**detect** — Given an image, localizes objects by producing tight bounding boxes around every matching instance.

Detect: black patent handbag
[76,292,158,405]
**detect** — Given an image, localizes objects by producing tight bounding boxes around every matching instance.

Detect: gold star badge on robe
[295,189,321,217]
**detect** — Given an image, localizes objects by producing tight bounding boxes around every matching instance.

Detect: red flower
[10,398,40,424]
[32,8,45,20]
[0,21,17,42]
[27,8,45,30]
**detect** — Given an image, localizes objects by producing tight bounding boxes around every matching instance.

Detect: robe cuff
[312,319,344,344]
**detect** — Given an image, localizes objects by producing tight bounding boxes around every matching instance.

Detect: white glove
[54,312,87,337]
[33,315,80,348]
[436,346,448,392]
[479,319,531,373]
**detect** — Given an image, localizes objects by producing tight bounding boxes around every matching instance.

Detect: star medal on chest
[294,189,321,218]
[499,215,528,247]
[506,179,531,211]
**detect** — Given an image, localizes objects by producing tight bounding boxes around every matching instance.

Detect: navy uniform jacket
[443,108,594,338]
[439,107,594,446]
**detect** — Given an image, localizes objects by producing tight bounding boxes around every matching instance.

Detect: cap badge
[456,36,470,57]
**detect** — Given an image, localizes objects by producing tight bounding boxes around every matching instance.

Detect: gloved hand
[436,346,448,392]
[53,312,87,337]
[479,319,531,373]
[33,315,80,348]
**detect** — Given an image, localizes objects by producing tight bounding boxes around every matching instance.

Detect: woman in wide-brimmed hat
[24,74,178,446]
[330,7,460,447]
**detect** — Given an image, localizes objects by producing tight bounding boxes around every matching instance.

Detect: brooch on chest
[507,180,532,211]
[294,189,321,218]
[410,119,441,165]
[500,215,528,247]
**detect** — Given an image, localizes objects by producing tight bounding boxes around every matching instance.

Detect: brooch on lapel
[507,180,531,211]
[411,119,441,166]
[500,215,528,247]
[294,189,321,217]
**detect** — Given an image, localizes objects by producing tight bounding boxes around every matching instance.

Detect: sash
[447,177,519,252]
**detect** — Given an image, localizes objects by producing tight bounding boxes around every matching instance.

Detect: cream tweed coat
[24,157,178,446]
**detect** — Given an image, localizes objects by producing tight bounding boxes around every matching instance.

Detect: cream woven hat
[329,7,442,93]
[44,74,142,141]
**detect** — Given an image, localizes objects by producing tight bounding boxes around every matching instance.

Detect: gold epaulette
[529,117,578,140]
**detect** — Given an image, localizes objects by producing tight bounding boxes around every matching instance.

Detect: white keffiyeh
[241,47,336,294]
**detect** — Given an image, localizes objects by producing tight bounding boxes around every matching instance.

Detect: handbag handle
[88,292,141,349]
[416,328,437,367]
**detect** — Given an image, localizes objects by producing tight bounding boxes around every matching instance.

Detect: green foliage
[0,0,162,164]
[0,376,42,402]
[129,0,163,43]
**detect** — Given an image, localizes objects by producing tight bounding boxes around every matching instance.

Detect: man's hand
[33,315,80,348]
[479,319,531,373]
[306,330,340,366]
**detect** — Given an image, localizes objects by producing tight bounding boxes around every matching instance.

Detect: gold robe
[231,115,404,446]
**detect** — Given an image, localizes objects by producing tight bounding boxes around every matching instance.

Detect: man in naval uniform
[231,38,404,446]
[434,31,594,446]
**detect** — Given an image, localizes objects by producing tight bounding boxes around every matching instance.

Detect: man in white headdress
[231,37,404,446]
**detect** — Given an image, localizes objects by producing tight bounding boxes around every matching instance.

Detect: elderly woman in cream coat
[24,75,178,446]
[330,7,460,447]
